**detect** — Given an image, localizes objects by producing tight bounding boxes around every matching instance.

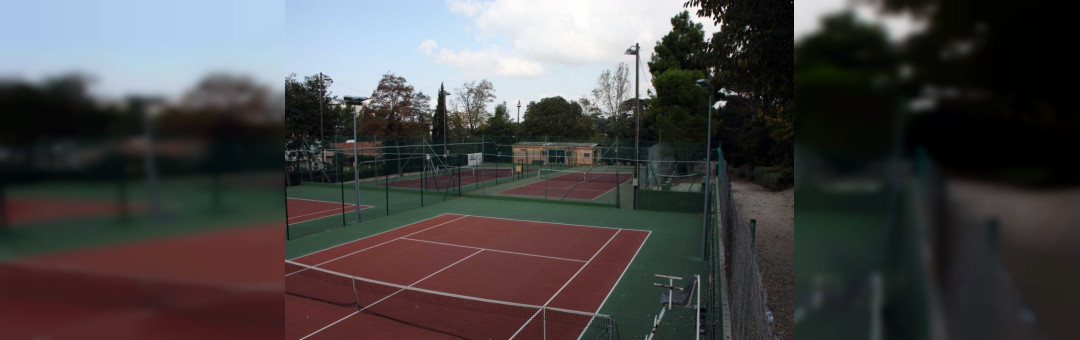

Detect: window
[584,152,590,158]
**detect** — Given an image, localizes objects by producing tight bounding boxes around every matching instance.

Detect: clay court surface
[497,172,630,201]
[287,197,371,224]
[4,197,145,225]
[382,168,534,190]
[285,213,649,339]
[0,223,283,339]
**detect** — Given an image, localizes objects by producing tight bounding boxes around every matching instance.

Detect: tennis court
[287,197,372,224]
[497,171,631,201]
[286,213,649,339]
[0,223,282,338]
[4,197,145,226]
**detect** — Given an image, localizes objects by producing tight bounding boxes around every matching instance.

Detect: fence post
[340,155,346,227]
[285,174,290,240]
[421,160,425,207]
[385,162,390,216]
[616,166,621,209]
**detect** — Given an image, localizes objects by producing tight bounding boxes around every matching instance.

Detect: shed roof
[511,142,599,148]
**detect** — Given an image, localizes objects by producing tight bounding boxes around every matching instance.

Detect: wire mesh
[715,147,778,340]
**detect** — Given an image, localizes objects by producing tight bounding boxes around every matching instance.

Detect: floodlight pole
[320,72,325,170]
[695,79,714,259]
[345,96,368,223]
[353,108,360,223]
[626,43,640,210]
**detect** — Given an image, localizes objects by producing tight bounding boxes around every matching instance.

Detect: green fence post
[385,162,390,216]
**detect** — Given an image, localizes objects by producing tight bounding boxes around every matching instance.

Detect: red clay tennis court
[4,197,145,225]
[382,168,534,190]
[497,171,631,201]
[0,223,283,339]
[285,213,649,339]
[287,198,372,224]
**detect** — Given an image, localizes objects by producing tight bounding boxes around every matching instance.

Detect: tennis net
[537,169,627,184]
[285,260,619,339]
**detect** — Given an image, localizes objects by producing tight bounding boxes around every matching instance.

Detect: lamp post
[319,73,333,172]
[516,100,521,137]
[625,43,640,210]
[695,79,715,259]
[344,96,368,223]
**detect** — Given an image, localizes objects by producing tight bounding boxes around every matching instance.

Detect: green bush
[752,166,793,190]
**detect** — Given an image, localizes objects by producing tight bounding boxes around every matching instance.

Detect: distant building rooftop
[511,142,599,148]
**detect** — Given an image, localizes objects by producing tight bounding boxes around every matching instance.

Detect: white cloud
[431,0,720,78]
[446,0,484,17]
[466,0,718,66]
[434,46,544,78]
[418,39,439,55]
[420,39,544,78]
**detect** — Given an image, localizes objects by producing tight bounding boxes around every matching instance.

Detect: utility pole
[626,43,640,209]
[319,72,325,170]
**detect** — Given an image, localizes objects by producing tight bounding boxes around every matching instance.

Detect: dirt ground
[730,179,794,340]
[946,178,1080,340]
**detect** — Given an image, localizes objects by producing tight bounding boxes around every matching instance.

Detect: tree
[686,0,794,165]
[648,11,708,77]
[650,69,713,144]
[368,72,429,138]
[645,12,714,147]
[795,12,898,163]
[285,73,343,149]
[453,79,496,135]
[432,83,447,152]
[591,63,632,137]
[521,96,593,138]
[483,102,515,138]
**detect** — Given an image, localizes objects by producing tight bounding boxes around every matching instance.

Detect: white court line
[576,230,652,340]
[508,229,622,340]
[288,213,457,260]
[299,249,485,340]
[399,237,587,263]
[287,197,358,205]
[287,215,468,274]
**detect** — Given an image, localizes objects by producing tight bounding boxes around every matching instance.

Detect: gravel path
[730,179,794,340]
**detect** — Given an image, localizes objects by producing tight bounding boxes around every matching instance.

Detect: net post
[352,277,360,310]
[542,307,547,340]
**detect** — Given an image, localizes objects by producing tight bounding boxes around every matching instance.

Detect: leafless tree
[453,79,496,135]
[591,62,631,123]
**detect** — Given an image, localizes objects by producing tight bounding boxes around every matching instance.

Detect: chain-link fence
[285,135,714,239]
[716,147,778,340]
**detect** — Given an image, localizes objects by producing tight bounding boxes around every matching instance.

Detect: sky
[0,0,283,100]
[0,0,918,106]
[286,0,721,122]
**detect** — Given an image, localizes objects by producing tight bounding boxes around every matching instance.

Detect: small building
[512,142,599,166]
[332,141,383,157]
